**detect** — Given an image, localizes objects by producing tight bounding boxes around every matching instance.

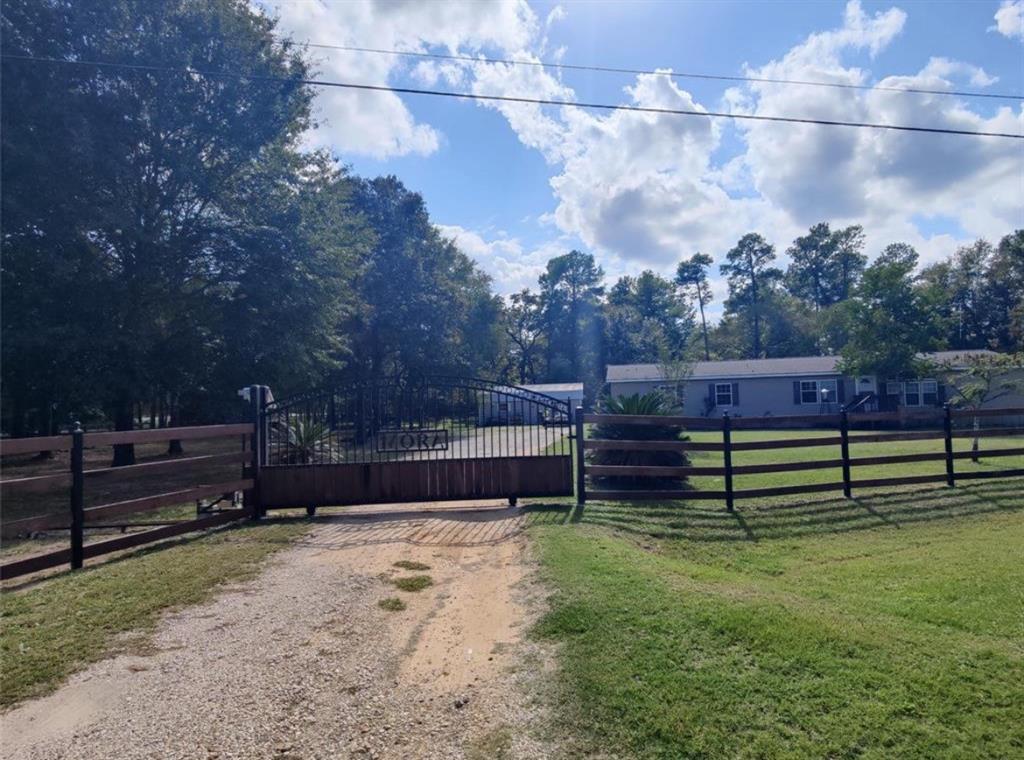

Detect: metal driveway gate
[253,377,573,510]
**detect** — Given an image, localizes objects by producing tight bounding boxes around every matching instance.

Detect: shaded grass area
[0,521,307,707]
[528,479,1024,759]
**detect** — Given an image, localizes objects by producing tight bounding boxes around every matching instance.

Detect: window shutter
[793,381,801,405]
[732,383,740,405]
[837,379,846,403]
[938,384,947,405]
[708,383,715,406]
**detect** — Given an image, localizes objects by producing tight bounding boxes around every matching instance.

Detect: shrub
[588,392,690,490]
[393,560,431,571]
[270,417,333,464]
[392,575,433,592]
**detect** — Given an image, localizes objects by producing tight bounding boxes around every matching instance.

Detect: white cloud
[545,5,567,28]
[991,0,1024,41]
[463,0,1022,297]
[918,57,998,88]
[261,0,541,158]
[469,55,577,163]
[264,0,1022,297]
[437,224,568,294]
[735,0,1023,255]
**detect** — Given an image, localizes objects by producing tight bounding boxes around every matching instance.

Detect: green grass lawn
[0,520,308,707]
[528,453,1024,758]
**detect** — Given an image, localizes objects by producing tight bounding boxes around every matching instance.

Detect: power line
[3,53,1022,140]
[292,41,1024,102]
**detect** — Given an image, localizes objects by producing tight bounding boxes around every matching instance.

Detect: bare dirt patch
[1,505,564,759]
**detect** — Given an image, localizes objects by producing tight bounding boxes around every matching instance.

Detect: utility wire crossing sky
[3,53,1022,139]
[290,41,1024,101]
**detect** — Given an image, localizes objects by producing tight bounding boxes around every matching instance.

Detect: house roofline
[606,350,1002,383]
[609,371,844,382]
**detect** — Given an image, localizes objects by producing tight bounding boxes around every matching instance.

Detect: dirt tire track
[1,507,564,759]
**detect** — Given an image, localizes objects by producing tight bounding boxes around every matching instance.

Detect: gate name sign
[376,428,449,453]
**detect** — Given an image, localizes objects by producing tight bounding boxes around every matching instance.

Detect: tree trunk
[9,392,27,438]
[35,397,56,460]
[570,303,580,379]
[752,307,761,358]
[971,414,980,463]
[167,394,183,455]
[697,293,710,361]
[111,393,136,467]
[750,265,761,358]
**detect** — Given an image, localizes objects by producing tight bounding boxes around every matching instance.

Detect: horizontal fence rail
[0,511,246,579]
[0,435,73,456]
[583,439,725,452]
[575,406,1024,512]
[1,423,255,580]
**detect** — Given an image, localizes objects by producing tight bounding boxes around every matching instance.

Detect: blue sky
[265,0,1023,314]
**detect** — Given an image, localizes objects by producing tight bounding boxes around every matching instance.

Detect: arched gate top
[260,375,573,468]
[264,375,573,415]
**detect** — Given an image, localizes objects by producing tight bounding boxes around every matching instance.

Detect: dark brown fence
[1,424,254,580]
[576,406,1024,511]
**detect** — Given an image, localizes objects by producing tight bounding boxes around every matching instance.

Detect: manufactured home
[606,351,1022,418]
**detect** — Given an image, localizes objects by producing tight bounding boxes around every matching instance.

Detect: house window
[901,379,938,407]
[886,382,901,396]
[800,381,818,404]
[800,379,838,404]
[715,383,733,406]
[904,382,920,406]
[922,380,939,406]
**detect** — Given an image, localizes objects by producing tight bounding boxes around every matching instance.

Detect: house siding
[608,375,851,418]
[607,369,1023,421]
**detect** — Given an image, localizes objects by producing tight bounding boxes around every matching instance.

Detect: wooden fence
[575,406,1024,511]
[1,423,255,580]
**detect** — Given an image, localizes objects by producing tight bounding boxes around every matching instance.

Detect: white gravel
[1,508,567,759]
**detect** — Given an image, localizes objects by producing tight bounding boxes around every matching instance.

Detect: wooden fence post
[722,412,734,512]
[249,385,265,519]
[575,406,586,507]
[70,422,84,570]
[943,404,955,487]
[840,408,852,498]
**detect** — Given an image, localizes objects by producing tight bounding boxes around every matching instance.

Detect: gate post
[943,403,955,487]
[575,406,586,507]
[69,422,85,570]
[247,385,267,519]
[722,412,734,512]
[839,408,852,499]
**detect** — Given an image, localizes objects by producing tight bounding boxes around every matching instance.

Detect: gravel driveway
[1,506,565,759]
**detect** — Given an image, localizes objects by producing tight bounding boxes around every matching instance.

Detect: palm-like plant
[272,417,334,464]
[589,392,690,490]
